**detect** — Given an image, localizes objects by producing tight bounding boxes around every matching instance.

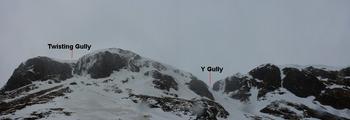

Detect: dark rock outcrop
[303,66,338,80]
[151,70,178,91]
[74,51,127,79]
[316,88,350,109]
[282,67,325,98]
[340,67,350,77]
[2,57,72,92]
[339,67,350,85]
[213,74,259,102]
[223,76,245,93]
[187,76,214,100]
[249,64,281,91]
[303,66,350,86]
[248,64,281,97]
[27,108,72,119]
[130,94,229,120]
[128,60,140,72]
[212,80,223,92]
[260,100,349,120]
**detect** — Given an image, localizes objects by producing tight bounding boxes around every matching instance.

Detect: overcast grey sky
[1,0,350,87]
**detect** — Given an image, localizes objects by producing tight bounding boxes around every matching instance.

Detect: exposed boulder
[187,76,214,100]
[2,57,72,92]
[282,67,325,98]
[316,88,350,109]
[74,51,127,79]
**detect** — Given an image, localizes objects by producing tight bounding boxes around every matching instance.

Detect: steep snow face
[1,48,220,120]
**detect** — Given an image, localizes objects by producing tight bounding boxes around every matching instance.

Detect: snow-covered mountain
[1,48,349,120]
[213,64,350,120]
[0,48,224,120]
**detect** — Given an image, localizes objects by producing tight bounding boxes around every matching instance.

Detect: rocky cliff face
[213,64,350,119]
[1,57,73,92]
[282,67,325,98]
[249,64,281,91]
[74,51,128,78]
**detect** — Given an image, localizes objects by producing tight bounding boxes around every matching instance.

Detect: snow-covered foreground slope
[1,48,350,120]
[1,77,201,120]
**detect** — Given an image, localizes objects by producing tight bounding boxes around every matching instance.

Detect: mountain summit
[1,48,349,120]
